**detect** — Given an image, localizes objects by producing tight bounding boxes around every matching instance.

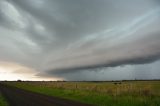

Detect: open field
[0,83,92,106]
[2,80,160,106]
[0,92,8,106]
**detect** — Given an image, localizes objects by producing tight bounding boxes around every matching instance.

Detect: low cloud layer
[0,0,160,80]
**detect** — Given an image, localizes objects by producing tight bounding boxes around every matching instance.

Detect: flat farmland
[1,80,160,106]
[0,92,8,106]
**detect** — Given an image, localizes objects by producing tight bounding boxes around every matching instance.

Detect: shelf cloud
[0,0,160,80]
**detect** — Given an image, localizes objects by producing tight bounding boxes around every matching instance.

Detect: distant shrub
[17,80,22,82]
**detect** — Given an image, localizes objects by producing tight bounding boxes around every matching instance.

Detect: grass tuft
[0,92,9,106]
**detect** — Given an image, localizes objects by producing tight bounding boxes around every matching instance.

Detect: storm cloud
[0,0,160,80]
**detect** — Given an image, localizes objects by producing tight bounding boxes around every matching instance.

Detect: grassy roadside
[0,92,9,106]
[4,81,160,106]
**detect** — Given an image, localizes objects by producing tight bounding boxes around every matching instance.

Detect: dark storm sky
[0,0,160,80]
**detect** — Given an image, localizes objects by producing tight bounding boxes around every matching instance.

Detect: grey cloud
[0,0,160,80]
[42,60,160,81]
[10,0,160,42]
[46,23,160,75]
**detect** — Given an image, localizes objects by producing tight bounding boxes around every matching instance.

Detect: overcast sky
[0,0,160,81]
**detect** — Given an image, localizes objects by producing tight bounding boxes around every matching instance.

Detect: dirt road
[0,83,93,106]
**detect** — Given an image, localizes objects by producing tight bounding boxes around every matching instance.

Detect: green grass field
[5,81,160,106]
[0,92,9,106]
